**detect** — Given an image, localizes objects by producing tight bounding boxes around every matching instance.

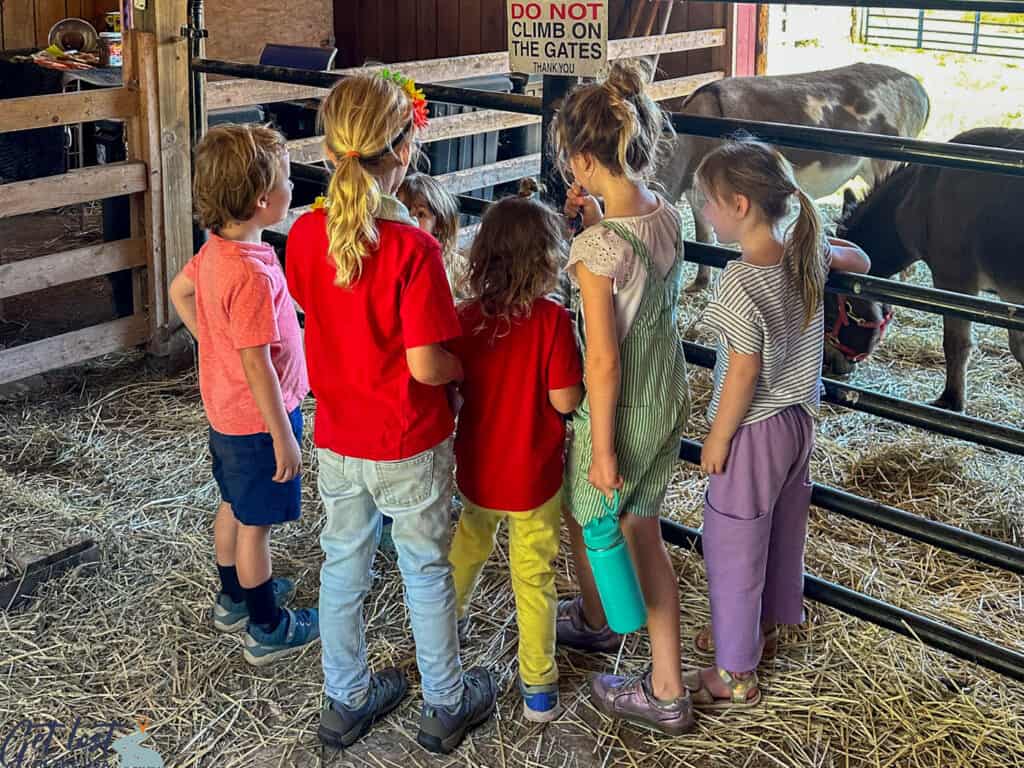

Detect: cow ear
[842,188,858,218]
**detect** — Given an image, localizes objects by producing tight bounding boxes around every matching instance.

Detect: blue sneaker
[520,681,561,723]
[242,607,320,667]
[213,577,295,633]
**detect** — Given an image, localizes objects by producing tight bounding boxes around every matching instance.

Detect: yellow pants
[449,489,562,687]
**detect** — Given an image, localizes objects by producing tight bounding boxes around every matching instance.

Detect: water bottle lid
[583,490,622,549]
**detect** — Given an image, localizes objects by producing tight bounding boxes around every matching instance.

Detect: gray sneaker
[416,667,497,754]
[213,577,295,633]
[591,669,695,736]
[318,668,408,748]
[556,596,622,654]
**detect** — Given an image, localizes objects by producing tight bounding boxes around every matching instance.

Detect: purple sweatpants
[703,405,814,672]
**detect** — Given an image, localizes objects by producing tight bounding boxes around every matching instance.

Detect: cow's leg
[931,271,978,412]
[685,189,713,293]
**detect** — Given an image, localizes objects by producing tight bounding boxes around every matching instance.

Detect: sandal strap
[717,669,758,704]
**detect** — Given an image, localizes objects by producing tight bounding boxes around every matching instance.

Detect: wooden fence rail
[206,28,727,110]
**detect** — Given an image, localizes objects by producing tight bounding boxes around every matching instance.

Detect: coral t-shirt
[450,298,583,511]
[182,235,309,435]
[285,208,461,461]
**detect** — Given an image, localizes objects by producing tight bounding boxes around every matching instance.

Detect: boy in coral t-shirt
[169,124,319,668]
[447,192,583,723]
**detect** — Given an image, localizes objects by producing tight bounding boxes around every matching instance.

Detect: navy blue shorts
[210,407,303,526]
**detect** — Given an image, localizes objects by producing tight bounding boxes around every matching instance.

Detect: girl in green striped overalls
[553,61,694,736]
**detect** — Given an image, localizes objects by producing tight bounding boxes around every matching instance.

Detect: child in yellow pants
[446,191,583,721]
[450,491,563,692]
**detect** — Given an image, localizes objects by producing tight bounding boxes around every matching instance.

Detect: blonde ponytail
[325,157,382,287]
[786,188,826,328]
[318,74,414,287]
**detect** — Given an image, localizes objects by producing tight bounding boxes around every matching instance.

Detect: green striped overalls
[567,219,690,526]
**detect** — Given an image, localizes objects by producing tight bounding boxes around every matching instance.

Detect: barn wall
[203,0,334,64]
[334,0,727,76]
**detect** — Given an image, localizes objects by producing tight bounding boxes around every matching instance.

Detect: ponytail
[786,188,826,329]
[318,74,415,287]
[553,59,669,182]
[325,157,382,287]
[696,135,827,328]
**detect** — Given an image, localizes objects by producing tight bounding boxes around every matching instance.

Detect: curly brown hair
[460,188,567,333]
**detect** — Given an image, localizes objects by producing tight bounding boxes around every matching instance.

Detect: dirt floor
[1,192,1022,766]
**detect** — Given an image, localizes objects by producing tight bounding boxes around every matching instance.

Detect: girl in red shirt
[447,190,584,723]
[284,72,495,755]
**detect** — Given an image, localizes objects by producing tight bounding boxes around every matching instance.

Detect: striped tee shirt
[702,257,825,426]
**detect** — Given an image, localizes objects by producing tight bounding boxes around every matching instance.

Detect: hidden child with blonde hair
[284,71,496,755]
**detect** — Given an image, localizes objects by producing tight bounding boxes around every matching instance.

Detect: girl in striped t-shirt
[688,138,869,710]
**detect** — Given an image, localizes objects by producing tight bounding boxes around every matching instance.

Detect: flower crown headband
[340,69,430,161]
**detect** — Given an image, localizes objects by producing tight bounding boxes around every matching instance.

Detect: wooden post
[756,4,769,75]
[132,0,194,361]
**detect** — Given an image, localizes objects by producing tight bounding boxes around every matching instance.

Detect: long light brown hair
[397,172,460,259]
[552,60,671,182]
[696,136,826,328]
[460,182,566,335]
[318,74,414,287]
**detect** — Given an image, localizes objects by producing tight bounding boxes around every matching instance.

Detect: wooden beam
[124,31,168,331]
[206,28,728,110]
[0,239,148,300]
[0,87,139,135]
[271,154,543,236]
[646,70,724,102]
[134,1,192,347]
[0,314,150,386]
[0,162,148,219]
[286,70,723,165]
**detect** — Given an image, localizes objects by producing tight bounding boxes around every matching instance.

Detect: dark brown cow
[834,127,1024,411]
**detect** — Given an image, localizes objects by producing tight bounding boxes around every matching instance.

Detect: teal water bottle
[583,490,648,634]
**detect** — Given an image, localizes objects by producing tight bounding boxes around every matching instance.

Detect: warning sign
[508,1,608,77]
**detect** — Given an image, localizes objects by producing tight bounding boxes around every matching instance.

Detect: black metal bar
[684,242,1024,333]
[682,342,1024,456]
[676,437,1024,575]
[456,195,491,217]
[668,113,1024,178]
[195,58,1024,178]
[191,58,544,116]
[658,519,1024,682]
[540,76,576,208]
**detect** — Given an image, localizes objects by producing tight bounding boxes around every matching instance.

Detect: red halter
[825,295,895,363]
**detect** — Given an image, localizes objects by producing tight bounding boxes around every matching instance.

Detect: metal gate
[862,7,1024,58]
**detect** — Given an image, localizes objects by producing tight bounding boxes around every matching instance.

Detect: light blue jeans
[317,438,463,710]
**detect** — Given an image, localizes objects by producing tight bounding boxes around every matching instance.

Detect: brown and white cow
[656,62,930,291]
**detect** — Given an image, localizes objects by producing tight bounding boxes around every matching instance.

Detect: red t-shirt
[182,235,308,435]
[451,298,583,511]
[285,209,461,461]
